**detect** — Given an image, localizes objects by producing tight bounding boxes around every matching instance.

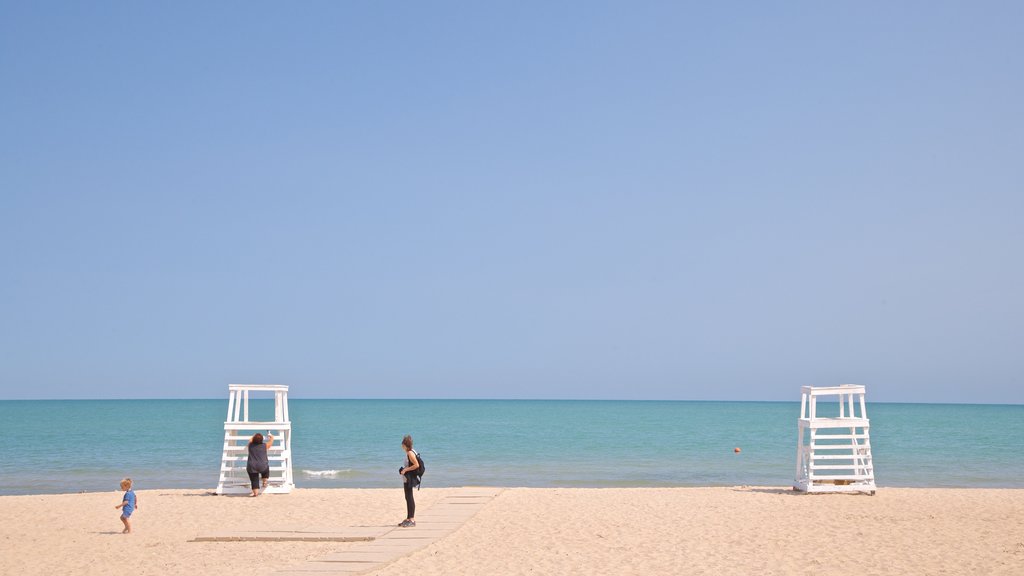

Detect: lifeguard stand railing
[794,384,876,494]
[215,384,294,495]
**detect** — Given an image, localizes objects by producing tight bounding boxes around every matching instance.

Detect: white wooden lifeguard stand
[794,384,876,495]
[215,384,295,495]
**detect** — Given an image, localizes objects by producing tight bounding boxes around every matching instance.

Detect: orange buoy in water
[734,447,741,453]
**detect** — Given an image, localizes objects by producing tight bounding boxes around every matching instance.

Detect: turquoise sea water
[0,400,1021,495]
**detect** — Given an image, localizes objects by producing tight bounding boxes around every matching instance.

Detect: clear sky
[2,2,1021,402]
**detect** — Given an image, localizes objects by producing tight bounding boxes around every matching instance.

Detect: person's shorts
[248,469,269,489]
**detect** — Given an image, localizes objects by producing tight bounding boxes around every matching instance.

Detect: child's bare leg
[121,516,131,534]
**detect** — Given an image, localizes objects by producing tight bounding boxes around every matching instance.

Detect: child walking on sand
[114,478,137,533]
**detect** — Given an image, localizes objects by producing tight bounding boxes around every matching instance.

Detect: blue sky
[1,2,1021,402]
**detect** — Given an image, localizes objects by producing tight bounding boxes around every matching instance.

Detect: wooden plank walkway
[268,487,503,576]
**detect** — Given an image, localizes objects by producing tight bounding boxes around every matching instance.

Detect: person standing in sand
[398,434,420,527]
[246,432,274,497]
[114,478,137,533]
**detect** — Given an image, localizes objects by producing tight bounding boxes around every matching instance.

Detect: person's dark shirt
[247,442,269,473]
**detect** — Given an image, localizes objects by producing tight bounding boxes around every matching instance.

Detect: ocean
[0,399,1021,495]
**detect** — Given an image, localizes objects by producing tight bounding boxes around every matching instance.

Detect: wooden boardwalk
[266,487,503,575]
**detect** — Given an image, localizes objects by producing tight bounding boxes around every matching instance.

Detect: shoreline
[5,481,1024,498]
[2,486,1022,575]
[5,483,1024,497]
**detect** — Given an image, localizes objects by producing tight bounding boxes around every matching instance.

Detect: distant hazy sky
[2,2,1021,402]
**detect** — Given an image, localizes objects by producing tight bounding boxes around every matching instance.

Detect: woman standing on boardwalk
[246,432,273,497]
[398,435,420,527]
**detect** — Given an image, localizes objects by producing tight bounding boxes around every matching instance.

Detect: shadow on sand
[730,487,804,496]
[160,491,220,497]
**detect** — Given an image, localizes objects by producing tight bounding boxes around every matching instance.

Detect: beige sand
[1,487,1022,576]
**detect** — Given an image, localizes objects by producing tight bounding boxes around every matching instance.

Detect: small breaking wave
[301,469,352,478]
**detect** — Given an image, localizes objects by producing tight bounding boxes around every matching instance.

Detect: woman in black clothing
[246,432,274,497]
[398,434,420,527]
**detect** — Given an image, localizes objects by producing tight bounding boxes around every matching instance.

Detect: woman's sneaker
[399,520,416,528]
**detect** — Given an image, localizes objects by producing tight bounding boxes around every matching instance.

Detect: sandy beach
[2,486,1021,576]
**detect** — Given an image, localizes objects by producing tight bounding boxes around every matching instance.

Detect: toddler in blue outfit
[114,478,137,533]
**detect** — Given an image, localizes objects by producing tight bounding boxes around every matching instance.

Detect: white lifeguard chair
[215,384,295,495]
[794,384,876,494]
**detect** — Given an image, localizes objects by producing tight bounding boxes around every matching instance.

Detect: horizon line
[0,397,1021,406]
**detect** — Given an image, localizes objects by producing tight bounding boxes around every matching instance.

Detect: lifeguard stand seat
[215,384,294,495]
[794,384,876,495]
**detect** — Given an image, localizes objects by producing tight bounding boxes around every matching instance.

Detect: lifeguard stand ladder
[215,384,295,495]
[794,385,876,495]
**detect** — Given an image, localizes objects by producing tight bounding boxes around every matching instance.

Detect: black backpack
[406,451,425,490]
[411,450,423,485]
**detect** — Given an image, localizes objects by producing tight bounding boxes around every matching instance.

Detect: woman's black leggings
[249,469,269,490]
[403,483,415,518]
